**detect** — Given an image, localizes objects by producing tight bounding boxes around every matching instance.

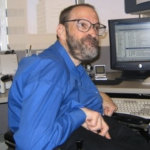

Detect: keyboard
[112,97,150,119]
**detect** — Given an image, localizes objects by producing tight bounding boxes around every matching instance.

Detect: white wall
[27,0,138,49]
[6,0,139,50]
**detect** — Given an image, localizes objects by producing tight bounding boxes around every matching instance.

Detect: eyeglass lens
[77,20,106,36]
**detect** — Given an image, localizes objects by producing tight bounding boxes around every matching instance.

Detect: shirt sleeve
[13,79,86,150]
[9,57,86,150]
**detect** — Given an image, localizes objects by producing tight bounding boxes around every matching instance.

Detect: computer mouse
[142,77,150,85]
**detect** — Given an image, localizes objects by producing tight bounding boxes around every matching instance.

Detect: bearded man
[8,3,150,150]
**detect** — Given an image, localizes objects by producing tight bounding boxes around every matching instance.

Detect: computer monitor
[108,17,150,80]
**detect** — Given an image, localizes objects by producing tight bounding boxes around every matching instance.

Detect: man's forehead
[70,6,99,22]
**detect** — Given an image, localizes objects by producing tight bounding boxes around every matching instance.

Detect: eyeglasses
[63,19,106,36]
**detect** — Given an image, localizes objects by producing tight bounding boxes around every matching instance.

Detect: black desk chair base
[4,130,15,149]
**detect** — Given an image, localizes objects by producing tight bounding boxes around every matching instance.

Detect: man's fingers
[99,118,111,139]
[98,126,111,139]
[81,107,111,139]
[104,107,113,116]
[105,132,111,139]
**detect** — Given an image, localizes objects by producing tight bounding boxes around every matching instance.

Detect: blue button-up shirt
[8,41,103,150]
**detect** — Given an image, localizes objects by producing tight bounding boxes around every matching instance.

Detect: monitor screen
[109,17,150,79]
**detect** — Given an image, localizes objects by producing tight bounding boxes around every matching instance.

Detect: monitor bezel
[109,17,150,73]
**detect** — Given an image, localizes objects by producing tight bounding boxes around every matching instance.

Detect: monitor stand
[120,71,150,80]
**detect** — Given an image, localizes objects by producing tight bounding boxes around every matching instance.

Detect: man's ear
[57,24,66,40]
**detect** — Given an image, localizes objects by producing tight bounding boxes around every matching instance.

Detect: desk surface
[96,72,150,95]
[0,90,8,103]
[97,80,150,94]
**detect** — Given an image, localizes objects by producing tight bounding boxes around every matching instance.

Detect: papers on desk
[0,54,18,75]
[0,96,8,103]
[0,90,8,103]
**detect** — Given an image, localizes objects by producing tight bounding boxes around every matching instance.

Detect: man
[8,4,149,150]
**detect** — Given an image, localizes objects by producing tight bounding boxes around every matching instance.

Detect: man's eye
[79,22,88,29]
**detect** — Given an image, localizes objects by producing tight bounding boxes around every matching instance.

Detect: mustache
[83,35,99,47]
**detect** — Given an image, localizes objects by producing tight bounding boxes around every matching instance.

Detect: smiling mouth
[85,39,98,48]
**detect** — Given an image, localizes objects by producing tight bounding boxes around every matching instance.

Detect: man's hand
[81,107,111,139]
[100,92,117,116]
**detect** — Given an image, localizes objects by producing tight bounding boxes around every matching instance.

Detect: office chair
[4,130,15,149]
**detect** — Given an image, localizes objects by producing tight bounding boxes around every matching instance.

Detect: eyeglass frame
[62,19,106,36]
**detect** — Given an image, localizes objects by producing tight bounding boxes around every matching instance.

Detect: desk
[97,80,150,95]
[0,90,8,104]
[96,72,150,95]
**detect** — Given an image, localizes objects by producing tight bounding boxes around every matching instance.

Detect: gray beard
[66,32,99,62]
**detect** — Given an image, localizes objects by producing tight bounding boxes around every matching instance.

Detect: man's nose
[88,26,98,37]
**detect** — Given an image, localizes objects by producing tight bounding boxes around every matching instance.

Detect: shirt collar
[54,40,85,77]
